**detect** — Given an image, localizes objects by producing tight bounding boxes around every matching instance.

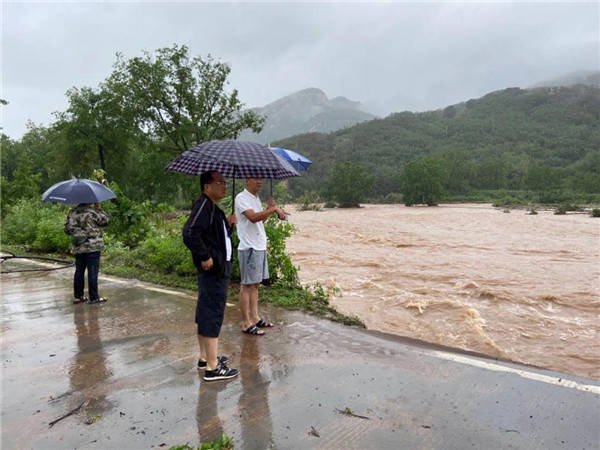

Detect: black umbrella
[165,139,299,212]
[42,178,116,204]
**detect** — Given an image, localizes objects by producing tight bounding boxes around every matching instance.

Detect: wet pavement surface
[1,263,599,449]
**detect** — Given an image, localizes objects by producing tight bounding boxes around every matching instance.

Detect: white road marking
[432,350,600,395]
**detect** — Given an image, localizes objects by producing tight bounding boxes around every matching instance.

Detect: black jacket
[182,194,232,278]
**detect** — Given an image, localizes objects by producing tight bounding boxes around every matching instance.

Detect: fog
[2,1,597,139]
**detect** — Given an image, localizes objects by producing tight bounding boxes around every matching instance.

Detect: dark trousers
[196,261,232,337]
[74,251,101,300]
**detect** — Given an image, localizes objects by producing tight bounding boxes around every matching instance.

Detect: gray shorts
[238,249,269,285]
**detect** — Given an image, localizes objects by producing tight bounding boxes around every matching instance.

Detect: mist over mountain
[532,70,600,88]
[239,87,376,144]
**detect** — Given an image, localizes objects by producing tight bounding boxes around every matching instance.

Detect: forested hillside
[276,85,600,201]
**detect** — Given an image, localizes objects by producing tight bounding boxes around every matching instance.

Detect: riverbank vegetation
[0,192,364,327]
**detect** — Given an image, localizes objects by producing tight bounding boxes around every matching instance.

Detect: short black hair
[200,171,216,192]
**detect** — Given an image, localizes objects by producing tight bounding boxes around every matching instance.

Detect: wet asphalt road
[1,264,599,449]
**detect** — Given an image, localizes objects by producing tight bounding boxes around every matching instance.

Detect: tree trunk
[98,144,106,171]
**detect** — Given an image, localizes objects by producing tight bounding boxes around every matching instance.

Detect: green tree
[525,165,562,191]
[1,158,41,217]
[104,44,265,154]
[52,85,137,177]
[401,157,445,206]
[324,162,374,207]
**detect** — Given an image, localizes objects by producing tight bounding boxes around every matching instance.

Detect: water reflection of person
[70,305,111,411]
[196,379,227,443]
[238,337,274,449]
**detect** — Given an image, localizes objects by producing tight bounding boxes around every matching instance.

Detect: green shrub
[298,191,321,211]
[103,241,132,266]
[2,199,71,253]
[137,232,195,275]
[32,208,71,252]
[554,205,568,215]
[591,208,600,218]
[264,216,297,284]
[102,182,152,248]
[2,198,42,245]
[383,192,403,204]
[492,196,527,207]
[555,203,580,215]
[169,433,234,450]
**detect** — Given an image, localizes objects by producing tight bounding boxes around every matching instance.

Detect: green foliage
[137,231,196,275]
[2,199,44,245]
[401,157,445,206]
[260,280,364,326]
[2,199,70,252]
[102,182,152,247]
[554,205,568,215]
[32,208,72,252]
[275,85,600,202]
[492,196,528,207]
[591,208,600,217]
[1,157,41,217]
[169,434,234,450]
[1,176,11,218]
[264,216,298,283]
[105,44,264,154]
[554,203,580,215]
[324,162,374,207]
[298,191,322,211]
[84,414,102,425]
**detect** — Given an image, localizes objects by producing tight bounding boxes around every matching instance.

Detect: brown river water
[285,204,600,380]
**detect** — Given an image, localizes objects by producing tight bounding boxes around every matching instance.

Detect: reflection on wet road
[1,265,599,449]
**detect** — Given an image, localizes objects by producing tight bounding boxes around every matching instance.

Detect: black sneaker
[203,363,238,381]
[197,355,229,370]
[87,297,107,304]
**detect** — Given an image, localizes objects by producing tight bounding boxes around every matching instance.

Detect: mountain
[532,70,600,88]
[239,88,376,144]
[274,85,600,199]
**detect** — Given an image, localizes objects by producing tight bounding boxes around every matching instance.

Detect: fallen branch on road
[48,400,88,428]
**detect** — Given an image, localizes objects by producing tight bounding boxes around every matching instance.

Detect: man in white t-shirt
[235,178,288,335]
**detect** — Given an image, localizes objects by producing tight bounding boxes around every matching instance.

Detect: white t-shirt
[235,189,267,251]
[222,220,232,261]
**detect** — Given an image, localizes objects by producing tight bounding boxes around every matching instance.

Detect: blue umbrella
[270,147,312,172]
[268,147,312,197]
[42,178,116,204]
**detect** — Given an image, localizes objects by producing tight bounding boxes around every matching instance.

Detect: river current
[286,204,600,380]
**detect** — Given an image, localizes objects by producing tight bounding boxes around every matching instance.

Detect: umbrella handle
[231,166,236,215]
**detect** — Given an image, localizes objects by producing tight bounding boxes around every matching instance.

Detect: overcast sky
[1,1,598,139]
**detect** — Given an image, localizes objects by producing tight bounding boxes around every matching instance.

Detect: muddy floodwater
[286,204,600,379]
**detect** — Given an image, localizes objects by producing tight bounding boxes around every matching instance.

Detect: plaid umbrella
[165,140,299,179]
[165,139,299,212]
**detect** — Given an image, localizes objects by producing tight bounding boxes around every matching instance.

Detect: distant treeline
[276,85,600,203]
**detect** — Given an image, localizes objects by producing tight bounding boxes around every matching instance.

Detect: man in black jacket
[183,171,238,381]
